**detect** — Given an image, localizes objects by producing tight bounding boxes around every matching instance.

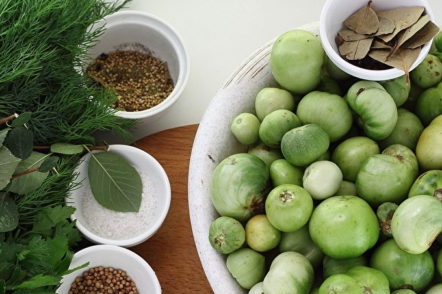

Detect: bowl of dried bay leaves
[320,0,438,80]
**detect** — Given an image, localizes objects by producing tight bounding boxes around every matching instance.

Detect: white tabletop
[124,0,442,139]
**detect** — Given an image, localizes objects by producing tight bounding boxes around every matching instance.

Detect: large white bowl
[87,10,190,121]
[57,244,161,294]
[188,23,319,294]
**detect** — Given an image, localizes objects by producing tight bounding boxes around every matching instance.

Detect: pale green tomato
[208,216,245,254]
[331,136,380,182]
[296,91,353,142]
[380,75,411,107]
[245,214,281,252]
[248,282,264,294]
[416,114,442,170]
[263,251,314,294]
[426,284,442,294]
[269,159,303,186]
[226,248,266,290]
[265,184,313,232]
[334,180,357,196]
[270,29,324,94]
[302,160,343,200]
[322,255,367,279]
[411,54,442,89]
[248,142,283,167]
[309,195,379,259]
[231,112,260,145]
[258,109,301,147]
[254,87,297,121]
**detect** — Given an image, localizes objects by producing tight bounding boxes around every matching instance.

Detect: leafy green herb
[88,151,143,212]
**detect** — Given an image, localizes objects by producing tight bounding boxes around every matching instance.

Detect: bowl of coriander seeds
[85,10,189,121]
[57,244,161,294]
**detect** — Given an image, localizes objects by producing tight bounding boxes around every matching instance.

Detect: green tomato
[438,249,442,278]
[391,290,416,294]
[426,284,442,294]
[231,112,261,145]
[370,239,434,292]
[309,195,379,259]
[345,86,398,140]
[226,248,266,290]
[265,184,313,232]
[270,29,324,94]
[254,87,297,121]
[279,225,323,268]
[331,136,380,182]
[411,54,442,89]
[281,124,330,167]
[296,91,353,142]
[324,55,351,81]
[408,169,442,197]
[345,80,386,100]
[322,255,367,279]
[356,144,419,206]
[248,282,264,294]
[379,75,411,107]
[245,214,281,252]
[334,180,357,196]
[208,216,245,254]
[416,114,442,170]
[319,266,389,294]
[258,109,301,147]
[210,153,269,221]
[269,158,303,186]
[378,108,424,151]
[316,75,343,96]
[263,251,314,294]
[248,142,283,167]
[302,160,343,200]
[415,82,442,125]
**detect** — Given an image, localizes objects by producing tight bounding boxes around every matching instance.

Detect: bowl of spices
[320,0,438,80]
[85,10,189,121]
[57,244,161,294]
[66,144,171,247]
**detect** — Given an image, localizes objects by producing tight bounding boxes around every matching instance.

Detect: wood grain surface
[132,124,214,294]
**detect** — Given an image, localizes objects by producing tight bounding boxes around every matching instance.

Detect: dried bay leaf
[371,40,392,50]
[375,16,395,36]
[369,47,420,74]
[338,29,370,42]
[339,38,374,60]
[377,6,425,43]
[395,14,431,48]
[403,21,440,49]
[344,2,379,35]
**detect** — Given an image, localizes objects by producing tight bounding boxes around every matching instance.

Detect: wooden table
[132,124,214,294]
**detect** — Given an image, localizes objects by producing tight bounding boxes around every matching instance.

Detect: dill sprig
[0,0,132,144]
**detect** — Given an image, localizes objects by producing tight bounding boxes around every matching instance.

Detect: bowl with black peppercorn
[85,10,189,122]
[320,0,437,81]
[56,244,161,294]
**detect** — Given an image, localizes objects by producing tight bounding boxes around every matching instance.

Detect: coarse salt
[79,169,160,240]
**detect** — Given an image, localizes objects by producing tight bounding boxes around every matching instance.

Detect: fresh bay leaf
[0,192,19,232]
[88,151,142,212]
[0,146,21,190]
[10,112,32,127]
[3,126,33,159]
[339,38,374,60]
[38,156,59,172]
[9,151,49,195]
[50,142,84,155]
[377,6,425,43]
[403,21,440,49]
[344,2,379,35]
[0,128,9,146]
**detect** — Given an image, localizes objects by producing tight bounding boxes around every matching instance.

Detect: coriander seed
[86,48,174,112]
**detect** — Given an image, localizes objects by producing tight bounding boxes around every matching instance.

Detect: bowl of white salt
[66,144,171,247]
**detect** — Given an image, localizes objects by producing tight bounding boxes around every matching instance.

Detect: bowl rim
[90,10,190,119]
[319,0,435,81]
[68,144,171,247]
[57,244,161,294]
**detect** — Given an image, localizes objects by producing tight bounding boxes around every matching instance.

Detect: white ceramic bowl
[57,244,161,294]
[320,0,435,81]
[87,10,189,121]
[66,144,171,247]
[188,23,319,294]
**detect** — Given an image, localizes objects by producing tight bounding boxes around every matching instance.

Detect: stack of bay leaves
[337,2,440,74]
[0,0,148,293]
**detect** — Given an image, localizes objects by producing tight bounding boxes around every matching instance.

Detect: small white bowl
[57,244,161,294]
[87,10,190,121]
[320,0,435,81]
[66,144,171,247]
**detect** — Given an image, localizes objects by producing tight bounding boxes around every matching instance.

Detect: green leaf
[0,280,5,294]
[0,192,18,233]
[38,156,59,173]
[10,112,32,127]
[9,152,49,195]
[3,126,33,159]
[50,143,84,155]
[13,274,60,289]
[0,146,21,190]
[32,206,75,236]
[0,129,9,146]
[88,151,142,212]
